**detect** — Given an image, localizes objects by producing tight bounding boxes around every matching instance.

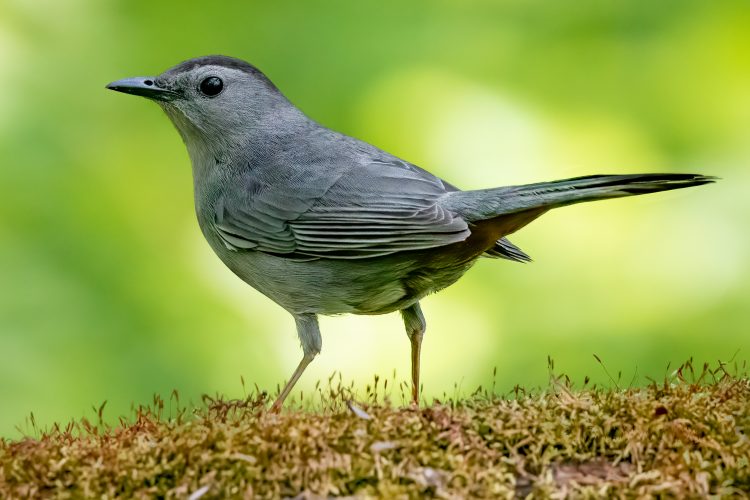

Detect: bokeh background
[1,0,749,436]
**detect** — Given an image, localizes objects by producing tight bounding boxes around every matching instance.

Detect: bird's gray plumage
[107,55,714,408]
[214,159,470,258]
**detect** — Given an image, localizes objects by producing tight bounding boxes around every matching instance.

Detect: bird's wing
[214,161,471,259]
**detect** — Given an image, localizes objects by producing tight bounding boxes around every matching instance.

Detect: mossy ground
[1,360,749,498]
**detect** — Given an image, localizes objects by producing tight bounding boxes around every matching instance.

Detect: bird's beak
[106,77,177,101]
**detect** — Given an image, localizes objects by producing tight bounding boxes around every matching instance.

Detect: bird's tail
[442,173,715,234]
[443,173,715,220]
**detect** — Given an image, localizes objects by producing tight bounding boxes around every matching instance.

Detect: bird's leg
[271,313,321,412]
[401,302,426,406]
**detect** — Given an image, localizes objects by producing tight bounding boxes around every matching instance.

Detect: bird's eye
[199,76,223,97]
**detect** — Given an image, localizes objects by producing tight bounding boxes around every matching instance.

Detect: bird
[107,55,714,410]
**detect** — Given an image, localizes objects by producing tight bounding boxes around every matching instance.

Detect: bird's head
[107,55,294,161]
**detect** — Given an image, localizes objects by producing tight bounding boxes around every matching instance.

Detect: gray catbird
[107,55,713,409]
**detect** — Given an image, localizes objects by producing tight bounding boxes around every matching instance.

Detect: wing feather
[214,162,470,258]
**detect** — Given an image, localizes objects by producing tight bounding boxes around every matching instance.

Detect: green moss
[1,361,748,498]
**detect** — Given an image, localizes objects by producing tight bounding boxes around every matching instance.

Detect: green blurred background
[1,0,748,436]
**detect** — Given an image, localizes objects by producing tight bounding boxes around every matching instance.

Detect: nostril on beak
[144,80,154,86]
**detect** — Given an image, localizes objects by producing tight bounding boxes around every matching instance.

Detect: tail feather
[444,173,715,222]
[485,237,532,262]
